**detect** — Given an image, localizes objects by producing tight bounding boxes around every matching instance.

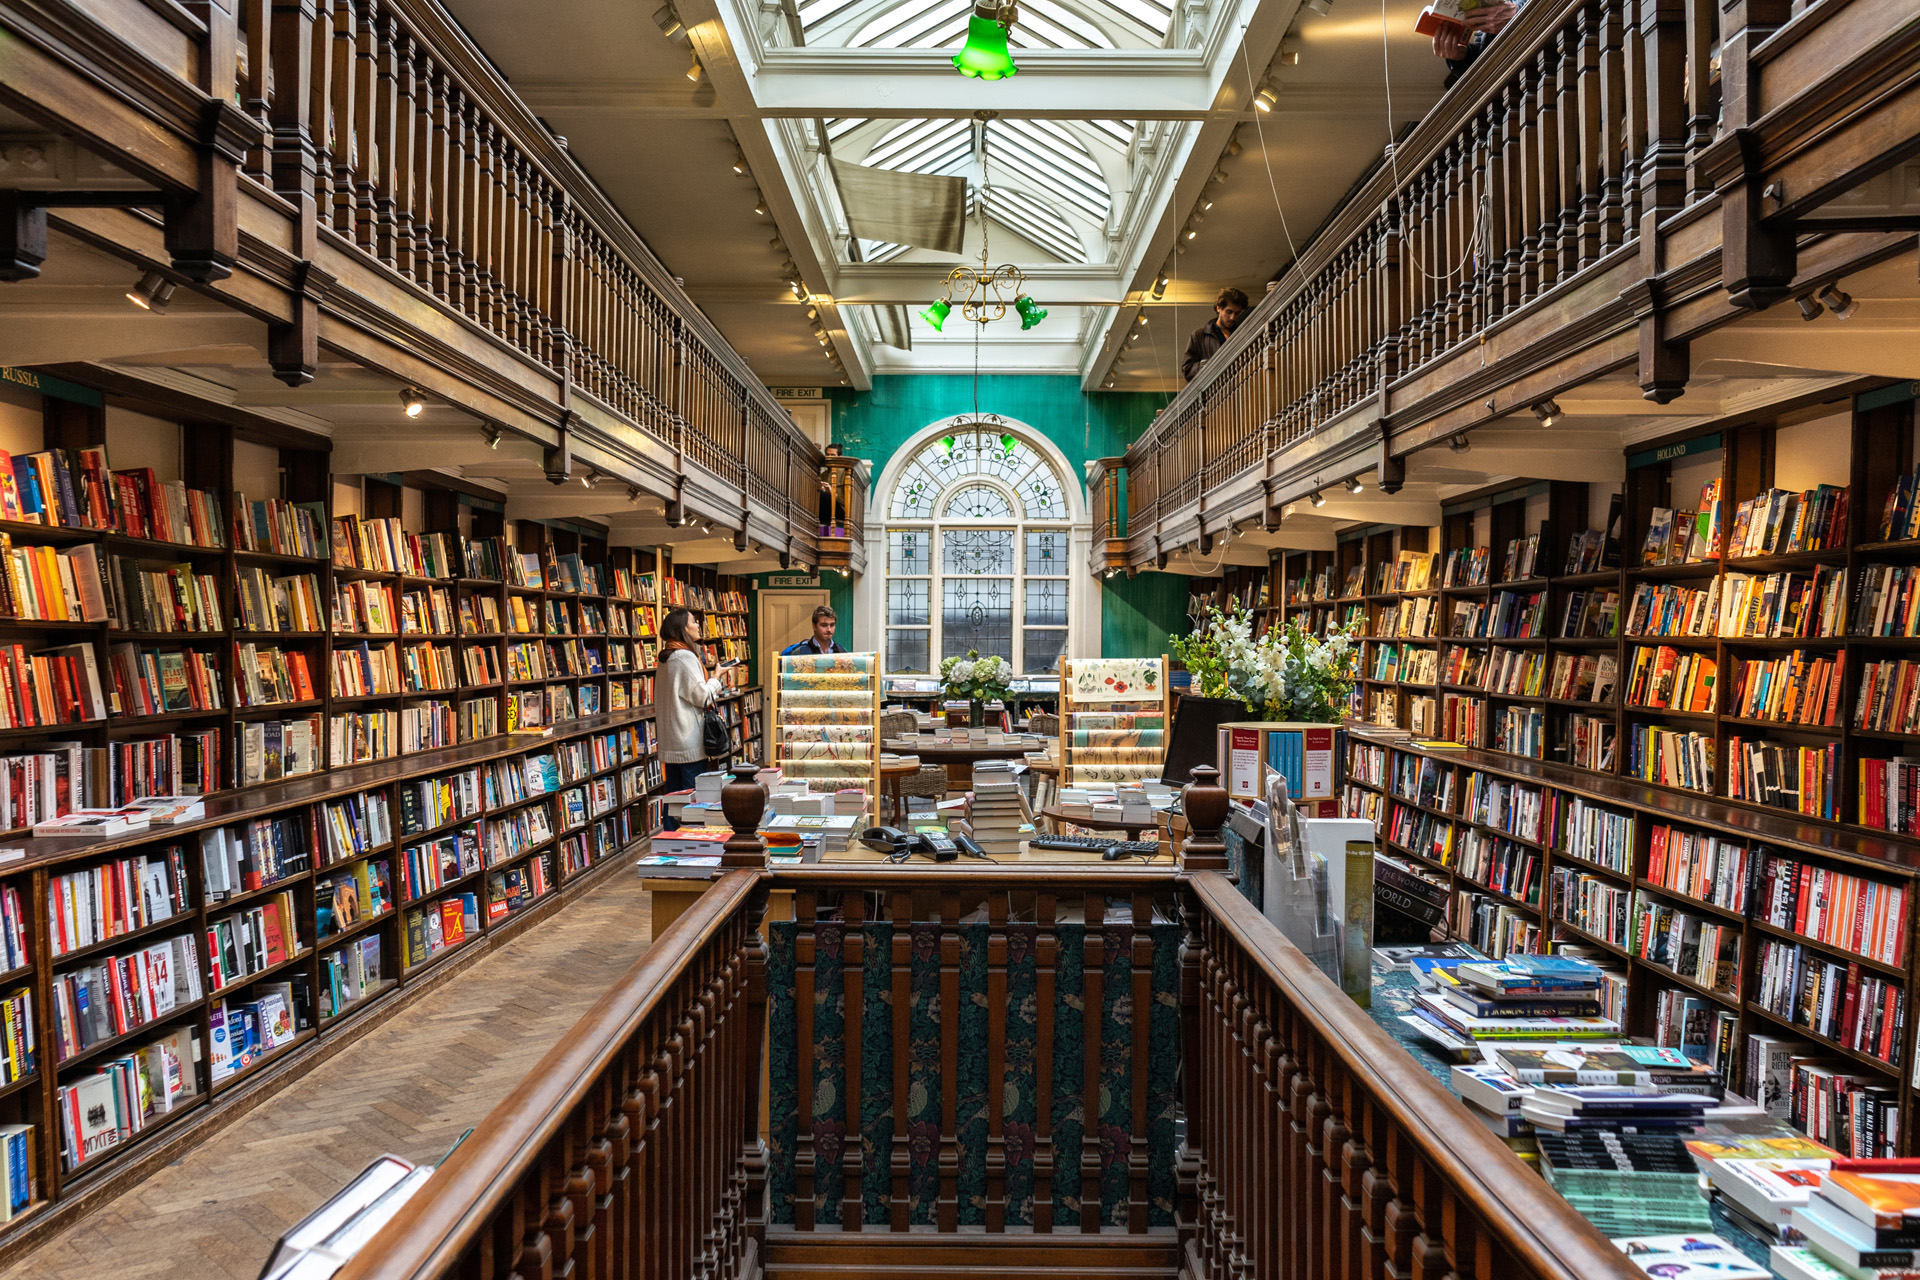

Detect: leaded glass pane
[1025,529,1068,574]
[1017,467,1067,519]
[943,527,1014,575]
[888,628,930,673]
[888,529,927,574]
[943,484,1014,519]
[1024,577,1068,626]
[890,464,939,519]
[1023,627,1068,673]
[888,578,929,625]
[942,578,1013,663]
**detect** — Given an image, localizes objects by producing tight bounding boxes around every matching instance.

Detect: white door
[758,589,831,682]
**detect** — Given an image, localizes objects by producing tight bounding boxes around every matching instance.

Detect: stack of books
[951,760,1031,856]
[1614,1234,1769,1278]
[1775,1163,1920,1280]
[1407,956,1621,1055]
[1536,1130,1715,1238]
[1686,1134,1837,1243]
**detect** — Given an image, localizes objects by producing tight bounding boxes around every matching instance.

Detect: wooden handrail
[333,870,764,1280]
[1185,871,1640,1280]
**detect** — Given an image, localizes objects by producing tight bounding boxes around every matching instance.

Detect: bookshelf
[770,651,880,817]
[0,703,664,1238]
[660,560,764,765]
[1347,728,1915,1157]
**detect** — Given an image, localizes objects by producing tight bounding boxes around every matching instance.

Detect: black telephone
[860,825,914,853]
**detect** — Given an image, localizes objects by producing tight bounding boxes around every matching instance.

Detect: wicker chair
[1027,711,1060,739]
[881,710,949,820]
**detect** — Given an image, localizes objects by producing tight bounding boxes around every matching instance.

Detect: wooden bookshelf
[0,703,668,1245]
[1305,393,1920,847]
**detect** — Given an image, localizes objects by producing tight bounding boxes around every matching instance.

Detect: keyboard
[1029,835,1161,858]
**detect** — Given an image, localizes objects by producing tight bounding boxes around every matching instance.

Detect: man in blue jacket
[781,605,847,656]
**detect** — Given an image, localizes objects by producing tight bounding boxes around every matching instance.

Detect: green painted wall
[1100,567,1194,661]
[744,570,852,692]
[826,374,1189,662]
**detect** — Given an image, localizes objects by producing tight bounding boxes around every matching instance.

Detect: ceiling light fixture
[481,424,502,449]
[1448,433,1470,453]
[1225,137,1243,157]
[400,388,426,418]
[753,197,768,217]
[1309,490,1326,507]
[1303,0,1331,14]
[1818,283,1858,319]
[1795,295,1823,321]
[731,151,748,176]
[1278,39,1300,64]
[768,236,785,251]
[1532,399,1562,427]
[1184,226,1198,241]
[126,270,176,313]
[652,3,686,40]
[1136,313,1149,326]
[1345,476,1365,494]
[581,467,602,489]
[952,1,1018,79]
[1254,83,1278,112]
[627,485,641,504]
[686,53,704,82]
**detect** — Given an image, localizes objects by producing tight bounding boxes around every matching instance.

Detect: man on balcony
[1430,1,1519,87]
[1181,287,1250,383]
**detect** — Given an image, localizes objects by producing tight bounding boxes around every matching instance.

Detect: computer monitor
[1159,695,1247,787]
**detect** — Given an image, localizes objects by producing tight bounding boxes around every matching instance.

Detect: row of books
[401,893,479,968]
[315,858,391,941]
[0,988,29,1088]
[235,568,324,633]
[232,496,326,559]
[1625,645,1717,713]
[397,826,482,903]
[1564,715,1615,771]
[329,517,462,579]
[109,643,223,717]
[235,642,319,706]
[1729,650,1841,726]
[1877,460,1920,540]
[1549,793,1638,874]
[1626,723,1715,794]
[1630,894,1740,995]
[48,847,191,957]
[57,1025,199,1172]
[50,931,202,1063]
[1753,938,1904,1065]
[1859,755,1920,835]
[1545,651,1616,703]
[1647,824,1752,912]
[483,859,553,922]
[1758,853,1907,968]
[206,891,302,991]
[318,934,384,1020]
[1641,483,1722,565]
[207,977,310,1081]
[1558,587,1619,638]
[1730,483,1849,557]
[113,557,224,633]
[1728,736,1839,819]
[316,790,393,865]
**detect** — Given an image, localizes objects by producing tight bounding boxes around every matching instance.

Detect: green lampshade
[953,11,1017,79]
[1014,294,1047,330]
[920,297,952,331]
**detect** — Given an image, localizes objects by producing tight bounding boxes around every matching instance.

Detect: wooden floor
[4,871,656,1280]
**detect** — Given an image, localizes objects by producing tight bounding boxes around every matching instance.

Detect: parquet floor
[4,871,655,1280]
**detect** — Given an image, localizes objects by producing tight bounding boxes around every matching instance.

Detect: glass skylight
[802,0,1170,45]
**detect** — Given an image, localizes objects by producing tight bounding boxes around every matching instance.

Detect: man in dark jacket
[1181,287,1250,383]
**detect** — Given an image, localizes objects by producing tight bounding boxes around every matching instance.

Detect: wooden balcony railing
[1088,457,1129,573]
[1121,0,1920,558]
[0,0,846,563]
[332,804,1644,1279]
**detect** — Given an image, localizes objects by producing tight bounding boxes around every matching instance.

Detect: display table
[1039,805,1164,844]
[881,736,1041,790]
[880,757,921,823]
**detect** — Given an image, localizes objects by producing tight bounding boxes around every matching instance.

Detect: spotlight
[400,388,427,417]
[921,298,952,331]
[126,270,176,313]
[1184,226,1198,241]
[1448,433,1470,453]
[1303,0,1330,13]
[1225,137,1243,157]
[1199,197,1213,211]
[627,485,641,504]
[1213,168,1229,183]
[1817,283,1857,320]
[481,424,502,449]
[652,3,686,39]
[581,467,602,488]
[1130,330,1141,342]
[731,151,748,176]
[1136,313,1149,326]
[1345,476,1365,494]
[1254,84,1278,112]
[687,53,704,82]
[753,197,768,217]
[1795,295,1824,322]
[1531,400,1561,427]
[1278,40,1299,64]
[1014,295,1047,329]
[1151,274,1169,298]
[1309,491,1326,507]
[789,278,806,299]
[768,235,785,251]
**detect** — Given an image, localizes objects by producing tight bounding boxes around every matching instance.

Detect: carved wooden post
[173,0,262,281]
[720,761,767,869]
[1179,764,1230,874]
[1714,0,1796,309]
[1632,0,1692,401]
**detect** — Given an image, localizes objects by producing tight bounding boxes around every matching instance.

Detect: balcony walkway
[0,873,656,1280]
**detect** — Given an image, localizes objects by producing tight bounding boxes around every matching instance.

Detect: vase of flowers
[939,649,1013,726]
[1172,603,1360,723]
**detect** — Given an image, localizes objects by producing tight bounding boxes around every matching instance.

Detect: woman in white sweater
[658,607,723,797]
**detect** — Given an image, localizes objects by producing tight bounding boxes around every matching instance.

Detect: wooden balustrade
[1121,0,1739,552]
[1183,873,1639,1280]
[328,862,1655,1279]
[764,867,1185,1237]
[332,870,768,1280]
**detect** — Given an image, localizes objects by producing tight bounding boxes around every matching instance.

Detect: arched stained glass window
[881,426,1071,675]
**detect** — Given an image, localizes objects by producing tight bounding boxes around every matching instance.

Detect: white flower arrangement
[939,649,1013,703]
[1173,602,1359,723]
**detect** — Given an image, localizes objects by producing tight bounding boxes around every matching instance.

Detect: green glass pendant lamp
[954,1,1019,79]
